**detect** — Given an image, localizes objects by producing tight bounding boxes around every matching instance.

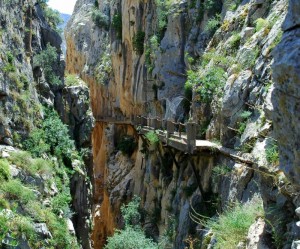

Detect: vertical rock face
[0,0,64,145]
[272,0,300,187]
[66,0,300,248]
[0,1,93,247]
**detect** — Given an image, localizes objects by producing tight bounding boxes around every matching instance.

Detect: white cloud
[48,0,77,14]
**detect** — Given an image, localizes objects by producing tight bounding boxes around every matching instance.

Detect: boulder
[246,218,270,249]
[34,223,52,239]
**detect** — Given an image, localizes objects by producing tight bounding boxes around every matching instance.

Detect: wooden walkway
[95,115,254,164]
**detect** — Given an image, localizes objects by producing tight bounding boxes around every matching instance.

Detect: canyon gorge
[0,0,300,248]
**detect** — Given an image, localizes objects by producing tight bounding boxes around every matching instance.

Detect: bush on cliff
[104,196,159,249]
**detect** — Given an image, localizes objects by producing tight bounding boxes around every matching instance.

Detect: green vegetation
[255,18,269,33]
[205,14,221,35]
[185,49,228,105]
[197,67,226,103]
[33,43,61,85]
[145,35,160,73]
[269,31,283,52]
[3,51,16,73]
[95,49,112,85]
[145,131,160,147]
[65,74,80,86]
[92,9,109,30]
[206,197,264,248]
[112,13,122,39]
[229,32,241,51]
[8,151,52,175]
[1,179,35,204]
[117,135,137,156]
[266,140,279,166]
[0,131,80,248]
[104,196,159,249]
[24,108,76,162]
[133,30,145,54]
[43,7,63,33]
[226,0,243,11]
[241,46,260,70]
[237,111,252,135]
[38,0,63,33]
[155,0,169,38]
[0,159,11,181]
[212,164,232,177]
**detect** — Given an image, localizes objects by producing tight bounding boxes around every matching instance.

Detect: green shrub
[145,35,160,73]
[266,141,279,166]
[0,213,10,243]
[65,74,80,86]
[24,108,75,161]
[46,211,78,249]
[197,66,226,103]
[3,51,16,73]
[205,14,221,35]
[92,9,109,30]
[51,191,72,217]
[185,71,196,101]
[227,0,242,11]
[1,180,35,204]
[145,131,160,147]
[9,150,32,169]
[33,43,61,85]
[95,50,112,85]
[12,216,37,244]
[229,32,241,51]
[206,197,264,248]
[133,31,145,54]
[23,129,50,157]
[155,0,169,38]
[212,164,232,177]
[0,159,11,181]
[105,226,159,249]
[117,135,137,156]
[237,111,252,135]
[7,51,14,64]
[105,196,159,249]
[112,13,122,39]
[0,197,10,209]
[255,18,269,32]
[43,6,63,32]
[121,196,141,227]
[31,158,52,175]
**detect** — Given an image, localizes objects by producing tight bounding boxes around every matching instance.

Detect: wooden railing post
[187,122,196,153]
[167,121,175,135]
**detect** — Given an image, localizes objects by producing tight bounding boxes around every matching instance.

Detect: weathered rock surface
[272,13,300,187]
[65,0,300,248]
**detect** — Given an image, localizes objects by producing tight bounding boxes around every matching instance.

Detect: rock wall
[0,0,93,247]
[65,0,300,248]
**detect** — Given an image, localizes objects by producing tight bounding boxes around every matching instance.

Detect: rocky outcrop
[66,0,300,248]
[272,0,300,187]
[0,1,93,247]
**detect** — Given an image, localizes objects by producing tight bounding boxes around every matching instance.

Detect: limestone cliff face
[66,0,300,248]
[0,1,93,247]
[272,0,300,187]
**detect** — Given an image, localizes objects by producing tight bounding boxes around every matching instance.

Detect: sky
[48,0,77,15]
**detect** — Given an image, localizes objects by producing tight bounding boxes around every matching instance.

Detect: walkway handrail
[96,114,198,153]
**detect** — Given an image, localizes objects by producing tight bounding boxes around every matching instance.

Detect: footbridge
[95,115,253,164]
